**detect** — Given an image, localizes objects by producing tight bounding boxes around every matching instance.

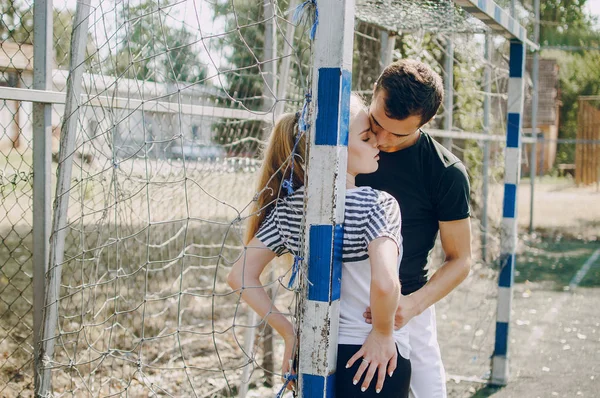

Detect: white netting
[43,0,313,396]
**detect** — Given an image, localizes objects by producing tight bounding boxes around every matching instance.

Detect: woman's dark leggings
[335,344,411,398]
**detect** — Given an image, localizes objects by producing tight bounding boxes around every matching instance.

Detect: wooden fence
[576,97,600,186]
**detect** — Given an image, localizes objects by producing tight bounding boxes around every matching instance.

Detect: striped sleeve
[255,207,289,256]
[363,192,402,253]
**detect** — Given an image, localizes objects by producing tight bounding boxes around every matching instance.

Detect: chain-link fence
[1,1,35,396]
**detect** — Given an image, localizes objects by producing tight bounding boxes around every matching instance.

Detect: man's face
[369,90,423,152]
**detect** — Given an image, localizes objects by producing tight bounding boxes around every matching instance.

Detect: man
[357,59,472,398]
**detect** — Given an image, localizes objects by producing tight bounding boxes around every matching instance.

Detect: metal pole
[529,0,540,233]
[263,0,278,114]
[297,0,355,396]
[491,39,526,386]
[37,2,91,395]
[275,0,299,117]
[238,311,258,398]
[443,34,454,149]
[379,30,396,71]
[539,134,546,179]
[262,0,278,386]
[481,33,492,263]
[32,0,53,393]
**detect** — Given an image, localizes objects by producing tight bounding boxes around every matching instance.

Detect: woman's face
[347,108,379,176]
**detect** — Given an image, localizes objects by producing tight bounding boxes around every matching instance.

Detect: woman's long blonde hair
[245,94,366,244]
[245,113,306,244]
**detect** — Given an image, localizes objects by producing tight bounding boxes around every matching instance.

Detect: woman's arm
[368,237,401,334]
[227,237,294,340]
[347,237,401,393]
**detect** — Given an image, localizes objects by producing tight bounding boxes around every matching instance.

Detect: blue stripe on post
[494,321,509,356]
[316,68,342,146]
[478,0,485,9]
[498,253,515,287]
[302,374,336,397]
[308,225,333,302]
[506,113,521,148]
[494,4,501,22]
[331,224,344,301]
[502,183,517,218]
[338,70,352,147]
[509,41,524,78]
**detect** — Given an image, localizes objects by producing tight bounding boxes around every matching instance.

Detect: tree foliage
[0,0,33,44]
[538,0,599,48]
[210,0,310,155]
[531,0,600,164]
[108,0,207,83]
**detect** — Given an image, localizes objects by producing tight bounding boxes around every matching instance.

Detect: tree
[538,0,599,48]
[527,0,600,165]
[544,49,600,164]
[108,0,206,83]
[211,0,307,156]
[0,0,33,44]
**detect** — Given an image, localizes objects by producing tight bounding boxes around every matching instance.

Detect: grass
[516,235,600,288]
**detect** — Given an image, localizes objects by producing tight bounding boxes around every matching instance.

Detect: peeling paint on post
[297,0,355,396]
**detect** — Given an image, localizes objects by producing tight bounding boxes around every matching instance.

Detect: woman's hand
[345,330,397,393]
[281,332,297,390]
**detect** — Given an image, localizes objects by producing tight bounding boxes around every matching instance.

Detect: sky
[585,0,600,29]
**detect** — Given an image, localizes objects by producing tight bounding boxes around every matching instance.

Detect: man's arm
[363,217,472,328]
[397,217,472,326]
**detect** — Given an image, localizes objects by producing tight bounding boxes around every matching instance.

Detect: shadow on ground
[516,234,600,289]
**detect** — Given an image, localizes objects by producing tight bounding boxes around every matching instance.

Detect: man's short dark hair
[374,59,444,126]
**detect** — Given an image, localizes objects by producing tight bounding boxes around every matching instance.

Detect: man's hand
[363,295,420,330]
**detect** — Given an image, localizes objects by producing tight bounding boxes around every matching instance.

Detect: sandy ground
[2,167,599,396]
[446,284,600,398]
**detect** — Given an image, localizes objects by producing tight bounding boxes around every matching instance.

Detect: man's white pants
[406,305,447,398]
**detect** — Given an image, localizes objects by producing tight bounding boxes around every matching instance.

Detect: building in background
[522,57,561,175]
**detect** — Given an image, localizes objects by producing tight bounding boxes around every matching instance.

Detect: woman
[227,95,411,397]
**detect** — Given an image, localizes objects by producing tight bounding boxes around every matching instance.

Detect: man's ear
[423,116,434,127]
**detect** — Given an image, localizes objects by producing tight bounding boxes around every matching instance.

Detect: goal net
[40,0,520,396]
[43,0,313,396]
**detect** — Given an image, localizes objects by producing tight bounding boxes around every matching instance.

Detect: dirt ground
[2,172,599,396]
[443,179,600,397]
[444,285,600,398]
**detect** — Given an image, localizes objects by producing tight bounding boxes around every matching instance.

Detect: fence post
[32,0,53,393]
[442,34,454,149]
[262,0,278,386]
[37,2,91,395]
[275,0,299,117]
[528,0,540,234]
[491,38,526,386]
[379,29,396,71]
[481,32,492,263]
[297,0,355,396]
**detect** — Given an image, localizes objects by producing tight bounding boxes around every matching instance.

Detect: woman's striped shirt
[255,186,403,263]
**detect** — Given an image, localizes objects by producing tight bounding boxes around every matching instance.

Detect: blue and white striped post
[491,39,526,386]
[297,0,355,396]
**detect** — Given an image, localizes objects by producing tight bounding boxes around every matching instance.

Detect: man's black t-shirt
[356,131,470,295]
